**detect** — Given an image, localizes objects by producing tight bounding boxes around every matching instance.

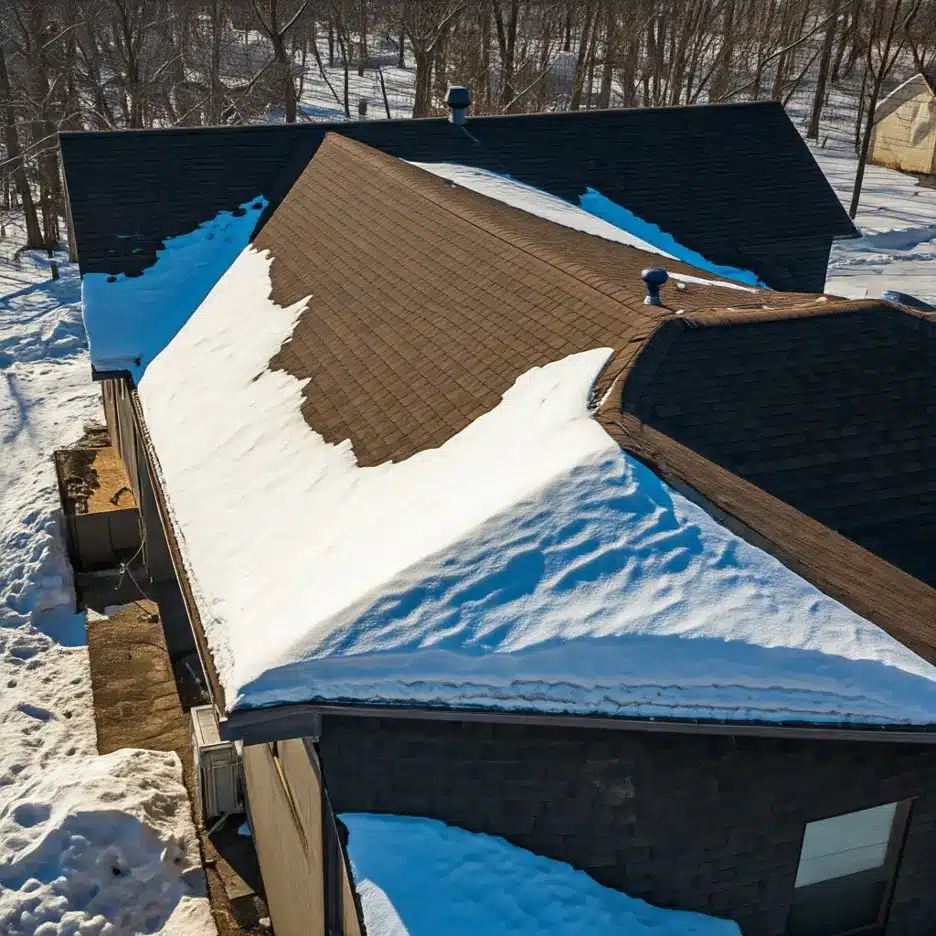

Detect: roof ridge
[322,133,733,324]
[58,100,785,141]
[681,297,936,328]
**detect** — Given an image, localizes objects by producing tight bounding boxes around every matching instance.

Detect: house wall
[870,76,936,175]
[243,740,326,936]
[318,715,936,936]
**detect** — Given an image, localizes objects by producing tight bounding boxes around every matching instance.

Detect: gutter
[218,699,936,748]
[128,386,228,713]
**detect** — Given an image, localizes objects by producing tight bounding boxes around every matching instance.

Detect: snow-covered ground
[341,813,739,936]
[0,219,214,936]
[811,146,936,303]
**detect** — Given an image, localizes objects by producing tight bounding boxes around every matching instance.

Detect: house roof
[260,133,812,467]
[118,133,936,732]
[258,134,936,667]
[595,305,936,669]
[59,101,856,287]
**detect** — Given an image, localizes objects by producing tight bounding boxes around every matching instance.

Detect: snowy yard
[811,146,936,303]
[0,221,214,935]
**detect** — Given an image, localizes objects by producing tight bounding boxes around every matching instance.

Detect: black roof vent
[446,86,471,125]
[642,267,669,306]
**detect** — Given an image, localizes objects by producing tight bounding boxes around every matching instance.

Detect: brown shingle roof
[258,133,816,467]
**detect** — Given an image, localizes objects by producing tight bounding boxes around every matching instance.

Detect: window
[787,801,911,936]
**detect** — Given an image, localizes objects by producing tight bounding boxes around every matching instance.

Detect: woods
[1,0,935,249]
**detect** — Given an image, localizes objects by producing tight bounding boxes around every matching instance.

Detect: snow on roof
[80,198,266,377]
[134,239,936,725]
[340,813,739,936]
[410,162,765,288]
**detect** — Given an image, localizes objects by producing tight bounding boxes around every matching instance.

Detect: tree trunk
[597,2,616,109]
[397,22,405,68]
[493,0,519,110]
[710,0,735,101]
[358,2,367,77]
[412,45,434,117]
[808,2,838,139]
[850,68,882,218]
[273,33,297,122]
[0,45,42,248]
[569,1,597,110]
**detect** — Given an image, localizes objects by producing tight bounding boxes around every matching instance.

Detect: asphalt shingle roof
[59,101,856,286]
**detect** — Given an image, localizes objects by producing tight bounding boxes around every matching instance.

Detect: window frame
[786,799,913,936]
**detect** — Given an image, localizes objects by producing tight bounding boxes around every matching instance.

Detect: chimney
[446,86,471,126]
[642,267,669,306]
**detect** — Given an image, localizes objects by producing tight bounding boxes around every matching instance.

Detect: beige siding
[870,76,936,174]
[243,743,326,936]
[341,859,362,936]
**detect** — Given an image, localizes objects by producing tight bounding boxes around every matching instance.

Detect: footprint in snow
[17,702,52,721]
[11,802,50,828]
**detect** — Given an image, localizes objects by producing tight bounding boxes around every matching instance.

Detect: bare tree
[250,0,313,122]
[849,0,921,217]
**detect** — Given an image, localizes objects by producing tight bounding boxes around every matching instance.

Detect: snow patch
[812,145,936,303]
[668,272,758,293]
[137,242,936,724]
[341,813,739,936]
[0,235,215,936]
[0,749,214,936]
[409,162,764,289]
[81,198,266,378]
[578,189,767,287]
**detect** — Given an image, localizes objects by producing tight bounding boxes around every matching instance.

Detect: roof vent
[446,86,471,125]
[642,267,669,306]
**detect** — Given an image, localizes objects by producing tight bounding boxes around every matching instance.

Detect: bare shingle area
[258,133,810,467]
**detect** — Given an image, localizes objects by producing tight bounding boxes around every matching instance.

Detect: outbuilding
[870,73,936,175]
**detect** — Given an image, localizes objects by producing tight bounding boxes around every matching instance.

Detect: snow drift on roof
[410,162,765,288]
[81,198,266,377]
[134,241,936,724]
[340,813,739,936]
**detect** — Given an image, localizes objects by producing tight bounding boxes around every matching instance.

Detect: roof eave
[127,387,229,714]
[218,698,936,746]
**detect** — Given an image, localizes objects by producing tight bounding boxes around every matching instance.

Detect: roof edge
[127,387,228,714]
[57,100,788,141]
[597,408,936,668]
[218,698,936,746]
